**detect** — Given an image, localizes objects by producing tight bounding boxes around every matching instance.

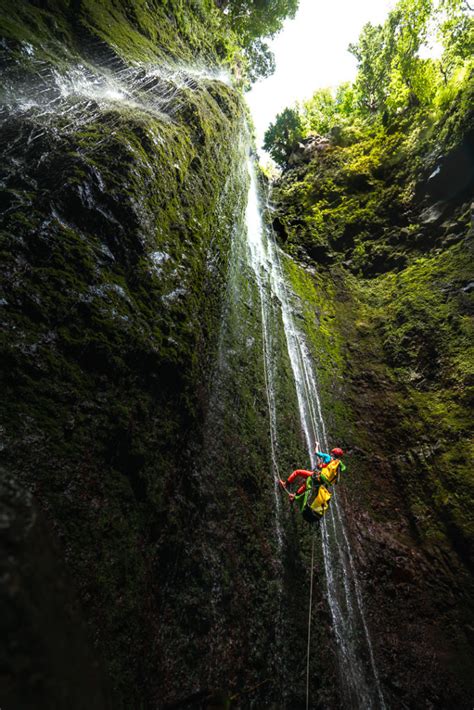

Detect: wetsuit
[315,450,331,465]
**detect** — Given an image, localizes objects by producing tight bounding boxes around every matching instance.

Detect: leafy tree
[436,0,474,82]
[349,0,473,117]
[216,0,299,42]
[350,0,435,114]
[349,22,390,113]
[262,0,474,168]
[242,38,276,85]
[334,82,357,118]
[300,84,358,137]
[385,0,433,107]
[216,0,299,83]
[263,108,304,166]
[301,88,336,135]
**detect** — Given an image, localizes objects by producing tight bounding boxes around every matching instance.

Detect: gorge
[1,1,473,709]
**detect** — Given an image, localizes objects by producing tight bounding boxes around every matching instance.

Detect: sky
[247,0,398,153]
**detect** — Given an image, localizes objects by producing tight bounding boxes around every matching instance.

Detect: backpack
[321,458,341,484]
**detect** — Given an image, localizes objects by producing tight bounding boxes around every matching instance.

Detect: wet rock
[288,135,331,165]
[420,200,449,225]
[0,473,109,709]
[272,215,288,242]
[426,140,474,200]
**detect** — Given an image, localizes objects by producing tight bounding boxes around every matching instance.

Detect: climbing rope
[306,529,316,710]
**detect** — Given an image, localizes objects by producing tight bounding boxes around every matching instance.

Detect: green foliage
[217,0,299,42]
[242,38,276,85]
[301,88,336,134]
[299,84,360,143]
[349,0,473,117]
[263,0,473,164]
[386,0,433,104]
[271,63,473,277]
[349,22,389,113]
[216,0,299,83]
[263,107,304,166]
[437,0,474,82]
[348,0,435,114]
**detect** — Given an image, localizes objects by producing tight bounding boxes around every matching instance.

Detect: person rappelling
[279,442,346,524]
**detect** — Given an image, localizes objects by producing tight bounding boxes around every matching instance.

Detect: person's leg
[288,469,312,484]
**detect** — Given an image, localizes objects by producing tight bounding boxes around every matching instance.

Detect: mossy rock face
[3,1,473,707]
[0,2,272,707]
[274,81,474,707]
[0,2,335,708]
[0,0,232,66]
[273,77,474,281]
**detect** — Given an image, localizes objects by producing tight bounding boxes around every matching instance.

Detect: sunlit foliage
[264,0,473,165]
[216,0,299,83]
[216,0,299,41]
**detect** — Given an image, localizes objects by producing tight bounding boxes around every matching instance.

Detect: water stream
[243,158,386,709]
[245,159,284,551]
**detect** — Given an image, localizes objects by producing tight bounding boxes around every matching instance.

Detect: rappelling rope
[306,529,316,710]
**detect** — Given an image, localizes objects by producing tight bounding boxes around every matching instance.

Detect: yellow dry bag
[310,485,331,516]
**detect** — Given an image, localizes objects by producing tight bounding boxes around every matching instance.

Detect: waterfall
[245,160,284,550]
[244,157,386,709]
[2,29,385,702]
[0,55,230,154]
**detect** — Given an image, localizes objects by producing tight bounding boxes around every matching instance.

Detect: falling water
[243,157,385,709]
[0,49,230,155]
[245,159,284,550]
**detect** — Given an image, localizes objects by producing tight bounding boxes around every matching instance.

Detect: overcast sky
[247,0,398,153]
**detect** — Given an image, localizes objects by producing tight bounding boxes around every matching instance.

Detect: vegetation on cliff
[1,0,472,707]
[216,0,299,83]
[264,0,473,166]
[266,0,473,705]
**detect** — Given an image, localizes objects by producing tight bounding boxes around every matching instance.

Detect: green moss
[0,0,234,67]
[273,73,473,651]
[0,1,251,704]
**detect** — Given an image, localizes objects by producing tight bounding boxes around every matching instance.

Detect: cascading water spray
[244,157,284,550]
[0,52,231,152]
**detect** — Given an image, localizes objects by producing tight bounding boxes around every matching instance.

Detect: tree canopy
[262,107,304,166]
[216,0,299,84]
[263,0,473,166]
[216,0,299,42]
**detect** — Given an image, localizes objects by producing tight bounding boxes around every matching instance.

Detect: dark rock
[0,473,110,710]
[426,140,474,201]
[272,215,288,242]
[420,200,450,225]
[306,243,334,264]
[288,135,331,166]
